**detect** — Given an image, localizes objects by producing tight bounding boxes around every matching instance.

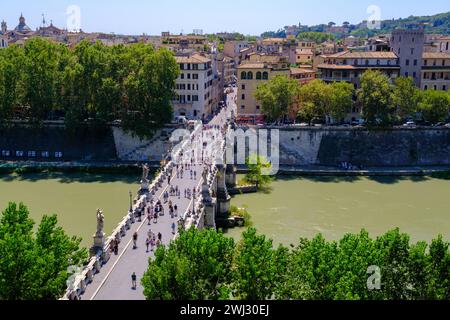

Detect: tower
[390,29,425,87]
[1,20,6,34]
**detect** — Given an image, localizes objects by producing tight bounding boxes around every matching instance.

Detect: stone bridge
[61,107,237,300]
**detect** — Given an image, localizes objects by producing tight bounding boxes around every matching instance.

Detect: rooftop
[423,52,450,59]
[327,51,398,59]
[175,53,211,64]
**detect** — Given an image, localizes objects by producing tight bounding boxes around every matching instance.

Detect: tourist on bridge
[172,222,176,235]
[132,232,138,249]
[131,272,137,290]
[146,237,150,253]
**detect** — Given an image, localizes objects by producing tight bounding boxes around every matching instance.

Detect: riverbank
[0,160,161,175]
[236,165,450,177]
[2,161,450,177]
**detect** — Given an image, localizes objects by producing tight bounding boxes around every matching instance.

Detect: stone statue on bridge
[140,164,150,194]
[96,209,105,234]
[142,163,150,182]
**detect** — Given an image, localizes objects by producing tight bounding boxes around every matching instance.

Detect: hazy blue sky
[2,0,449,35]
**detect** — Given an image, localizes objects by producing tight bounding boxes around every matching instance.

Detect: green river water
[0,173,449,247]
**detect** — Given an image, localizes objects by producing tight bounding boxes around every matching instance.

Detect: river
[0,173,449,248]
[225,175,450,245]
[0,172,140,248]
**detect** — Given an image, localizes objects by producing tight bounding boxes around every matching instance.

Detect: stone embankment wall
[255,127,450,167]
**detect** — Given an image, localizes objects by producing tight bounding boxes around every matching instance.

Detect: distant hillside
[262,11,450,38]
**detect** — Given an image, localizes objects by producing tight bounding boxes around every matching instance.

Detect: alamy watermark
[367,5,382,30]
[170,126,280,176]
[66,5,81,32]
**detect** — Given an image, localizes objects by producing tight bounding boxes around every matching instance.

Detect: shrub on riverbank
[142,227,450,300]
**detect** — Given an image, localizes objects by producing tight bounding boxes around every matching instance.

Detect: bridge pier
[225,164,237,188]
[216,164,231,221]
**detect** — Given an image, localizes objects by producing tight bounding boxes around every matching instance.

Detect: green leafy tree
[417,90,450,124]
[233,228,288,300]
[0,202,87,300]
[142,228,235,300]
[392,77,419,121]
[329,82,354,122]
[357,70,394,126]
[255,75,299,123]
[297,79,331,123]
[243,154,273,190]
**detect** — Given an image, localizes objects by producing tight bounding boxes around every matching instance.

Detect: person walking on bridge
[131,272,137,290]
[132,232,138,249]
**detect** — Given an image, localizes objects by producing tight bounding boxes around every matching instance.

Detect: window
[406,59,410,66]
[193,64,199,70]
[247,71,253,80]
[256,105,260,110]
[181,73,185,79]
[16,151,24,157]
[180,64,185,70]
[424,85,428,90]
[256,72,262,80]
[241,71,247,80]
[193,74,198,79]
[413,72,416,78]
[405,72,409,77]
[262,72,269,80]
[241,105,245,109]
[28,151,36,157]
[414,59,417,66]
[443,85,447,91]
[242,84,246,90]
[192,95,199,101]
[354,59,358,66]
[365,60,369,66]
[1,150,10,157]
[424,60,427,66]
[187,73,191,79]
[410,48,414,55]
[398,48,401,55]
[376,60,380,65]
[241,94,245,100]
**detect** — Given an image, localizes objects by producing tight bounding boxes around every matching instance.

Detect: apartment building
[421,52,450,91]
[173,52,215,120]
[237,56,290,118]
[296,48,314,66]
[317,51,400,88]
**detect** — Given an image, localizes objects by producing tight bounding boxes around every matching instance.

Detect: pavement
[82,94,232,300]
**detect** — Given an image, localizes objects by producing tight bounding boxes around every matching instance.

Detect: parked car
[172,116,188,125]
[403,121,416,127]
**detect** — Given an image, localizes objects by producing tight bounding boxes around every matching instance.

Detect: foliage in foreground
[0,202,87,300]
[142,227,450,300]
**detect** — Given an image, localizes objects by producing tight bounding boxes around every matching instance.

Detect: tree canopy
[142,227,450,300]
[0,38,179,138]
[0,202,87,300]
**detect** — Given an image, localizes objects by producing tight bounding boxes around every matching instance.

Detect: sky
[2,0,449,36]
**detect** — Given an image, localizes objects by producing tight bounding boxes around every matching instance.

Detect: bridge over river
[63,102,238,300]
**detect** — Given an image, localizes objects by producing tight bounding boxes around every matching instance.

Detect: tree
[142,228,235,300]
[392,77,419,121]
[254,75,299,123]
[417,90,450,124]
[0,202,87,300]
[123,47,179,138]
[357,70,394,126]
[0,45,25,123]
[243,154,273,190]
[297,79,331,123]
[329,82,354,122]
[233,228,288,300]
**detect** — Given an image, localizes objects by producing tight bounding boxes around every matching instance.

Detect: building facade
[421,52,450,91]
[173,53,215,120]
[237,56,290,118]
[317,51,401,88]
